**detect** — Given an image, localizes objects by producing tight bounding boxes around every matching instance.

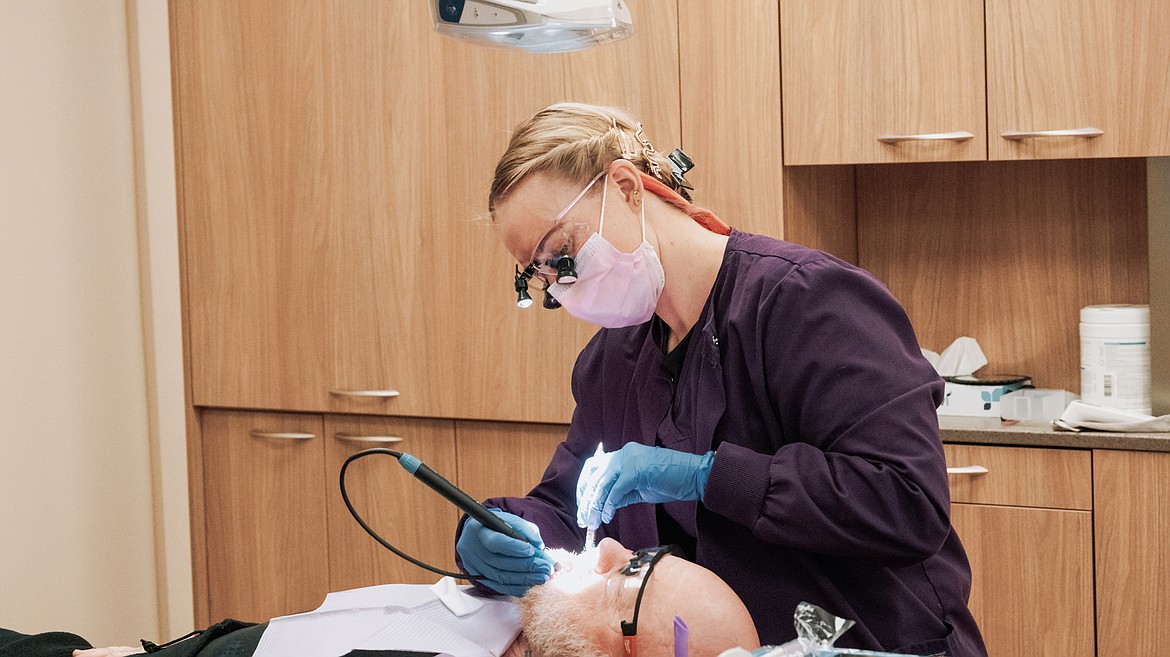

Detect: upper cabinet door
[781,0,986,165]
[678,0,783,236]
[173,1,680,422]
[987,0,1170,160]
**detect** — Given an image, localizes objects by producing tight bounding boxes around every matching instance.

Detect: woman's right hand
[456,508,553,597]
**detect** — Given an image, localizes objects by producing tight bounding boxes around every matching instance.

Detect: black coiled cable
[339,448,483,581]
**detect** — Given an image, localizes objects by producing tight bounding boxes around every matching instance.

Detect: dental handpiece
[396,452,561,570]
[583,443,605,551]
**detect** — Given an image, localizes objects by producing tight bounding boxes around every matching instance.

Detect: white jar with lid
[1080,304,1150,414]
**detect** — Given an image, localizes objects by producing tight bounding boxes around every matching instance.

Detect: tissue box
[937,374,1032,417]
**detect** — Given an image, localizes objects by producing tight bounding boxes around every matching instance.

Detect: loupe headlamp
[551,255,578,284]
[541,280,561,309]
[513,257,575,310]
[514,265,534,309]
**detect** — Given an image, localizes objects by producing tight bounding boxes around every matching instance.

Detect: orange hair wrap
[638,172,731,236]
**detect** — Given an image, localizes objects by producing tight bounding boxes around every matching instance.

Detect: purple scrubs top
[480,230,986,656]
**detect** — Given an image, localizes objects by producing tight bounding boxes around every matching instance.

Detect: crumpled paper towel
[430,576,484,617]
[921,336,987,377]
[1054,400,1170,433]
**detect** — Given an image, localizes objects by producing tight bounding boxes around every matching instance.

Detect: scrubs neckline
[648,228,736,378]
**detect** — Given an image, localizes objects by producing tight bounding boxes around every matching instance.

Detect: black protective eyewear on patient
[620,545,680,657]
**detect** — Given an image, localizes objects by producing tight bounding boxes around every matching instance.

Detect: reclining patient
[0,538,759,657]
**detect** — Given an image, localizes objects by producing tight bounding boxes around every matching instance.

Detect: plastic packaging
[1080,304,1150,414]
[718,603,931,657]
[999,389,1079,423]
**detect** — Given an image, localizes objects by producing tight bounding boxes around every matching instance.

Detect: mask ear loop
[638,183,646,243]
[598,170,609,237]
[600,168,647,243]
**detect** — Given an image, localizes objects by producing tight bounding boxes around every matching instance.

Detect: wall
[0,0,187,645]
[1151,157,1170,415]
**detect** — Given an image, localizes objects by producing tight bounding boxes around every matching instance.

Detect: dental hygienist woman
[454,103,986,657]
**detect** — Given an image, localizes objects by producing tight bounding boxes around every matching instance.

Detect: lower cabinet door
[454,421,566,502]
[202,410,329,622]
[1094,450,1170,657]
[325,415,460,591]
[951,503,1094,657]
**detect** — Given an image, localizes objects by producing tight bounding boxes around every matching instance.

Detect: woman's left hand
[576,443,714,528]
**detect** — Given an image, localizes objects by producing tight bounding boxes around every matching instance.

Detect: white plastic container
[1080,304,1150,414]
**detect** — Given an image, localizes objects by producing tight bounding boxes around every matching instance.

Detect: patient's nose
[594,537,631,573]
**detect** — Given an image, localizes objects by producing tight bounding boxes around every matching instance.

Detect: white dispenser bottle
[1080,304,1151,414]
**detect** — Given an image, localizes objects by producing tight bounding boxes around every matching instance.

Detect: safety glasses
[512,170,606,308]
[619,545,679,657]
[529,169,605,275]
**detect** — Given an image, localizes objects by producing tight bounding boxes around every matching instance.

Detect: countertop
[940,416,1170,452]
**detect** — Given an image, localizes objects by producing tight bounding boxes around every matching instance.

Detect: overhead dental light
[431,0,634,53]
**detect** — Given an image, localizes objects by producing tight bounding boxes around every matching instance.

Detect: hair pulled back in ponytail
[488,103,687,215]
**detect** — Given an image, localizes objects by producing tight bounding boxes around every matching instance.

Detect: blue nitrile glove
[576,443,715,529]
[456,508,553,597]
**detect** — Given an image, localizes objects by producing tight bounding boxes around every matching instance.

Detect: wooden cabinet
[1094,450,1170,656]
[944,444,1094,657]
[201,410,330,622]
[986,0,1170,160]
[172,0,789,424]
[678,0,784,236]
[196,409,566,624]
[325,416,460,592]
[455,421,565,502]
[782,0,1170,164]
[171,0,681,423]
[781,0,987,165]
[174,0,789,627]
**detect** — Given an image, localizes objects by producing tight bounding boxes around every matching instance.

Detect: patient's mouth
[542,547,600,593]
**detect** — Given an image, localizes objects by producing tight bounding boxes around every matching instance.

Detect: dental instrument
[583,443,605,550]
[340,448,560,580]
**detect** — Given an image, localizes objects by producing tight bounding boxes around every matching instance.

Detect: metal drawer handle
[335,433,404,444]
[1001,128,1103,140]
[947,465,989,475]
[330,389,401,398]
[249,430,316,440]
[877,131,974,144]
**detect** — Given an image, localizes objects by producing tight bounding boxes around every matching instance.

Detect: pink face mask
[548,172,665,328]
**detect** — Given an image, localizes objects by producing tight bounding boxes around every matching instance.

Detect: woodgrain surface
[986,0,1170,159]
[781,0,986,165]
[172,0,679,423]
[1094,450,1170,656]
[782,165,858,263]
[201,410,329,622]
[678,0,783,237]
[324,415,460,591]
[858,158,1148,393]
[454,421,566,504]
[944,444,1091,509]
[952,503,1094,657]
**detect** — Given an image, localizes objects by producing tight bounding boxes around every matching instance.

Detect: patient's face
[517,538,759,657]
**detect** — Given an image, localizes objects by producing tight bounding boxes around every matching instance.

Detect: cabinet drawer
[944,444,1091,510]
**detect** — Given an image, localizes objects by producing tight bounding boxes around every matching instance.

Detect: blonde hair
[517,582,608,657]
[488,102,689,216]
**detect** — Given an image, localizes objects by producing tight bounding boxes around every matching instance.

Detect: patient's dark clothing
[0,622,442,657]
[0,622,441,657]
[0,621,265,657]
[0,628,91,657]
